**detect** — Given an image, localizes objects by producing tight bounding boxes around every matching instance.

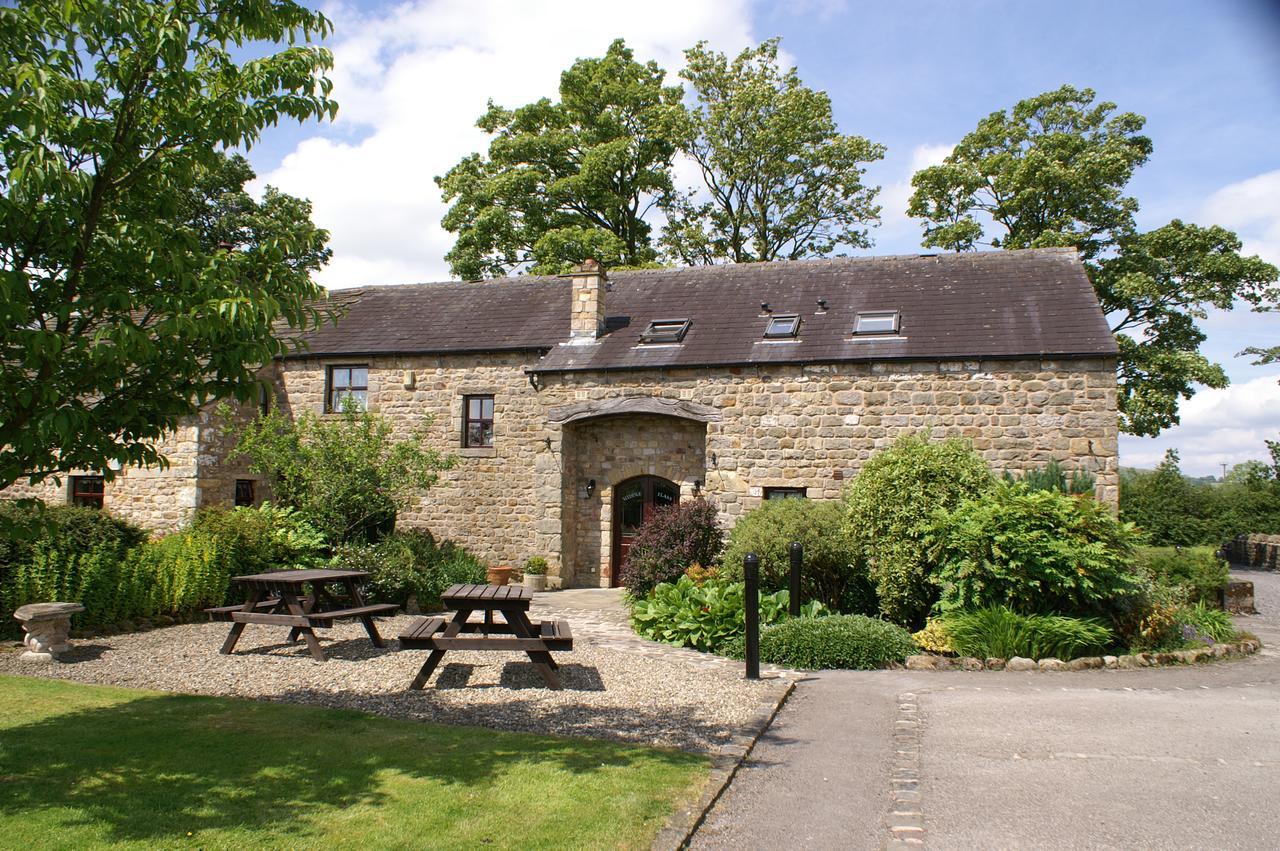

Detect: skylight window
[640,318,691,344]
[763,314,800,339]
[854,311,899,335]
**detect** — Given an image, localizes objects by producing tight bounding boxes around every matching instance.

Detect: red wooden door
[611,476,679,587]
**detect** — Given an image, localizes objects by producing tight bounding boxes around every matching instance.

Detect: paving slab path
[690,568,1280,849]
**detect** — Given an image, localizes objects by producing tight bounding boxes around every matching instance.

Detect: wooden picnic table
[206,569,399,663]
[398,583,573,690]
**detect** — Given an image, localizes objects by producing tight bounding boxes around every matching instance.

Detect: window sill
[458,447,497,458]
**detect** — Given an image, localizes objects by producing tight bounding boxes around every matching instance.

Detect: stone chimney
[567,259,606,343]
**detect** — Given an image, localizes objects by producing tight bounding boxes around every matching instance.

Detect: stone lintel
[547,396,722,426]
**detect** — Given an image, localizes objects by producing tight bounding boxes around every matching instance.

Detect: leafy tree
[1119,449,1204,546]
[0,0,338,491]
[661,39,885,265]
[437,39,683,279]
[908,85,1279,436]
[1121,447,1280,545]
[226,403,455,545]
[1242,333,1278,370]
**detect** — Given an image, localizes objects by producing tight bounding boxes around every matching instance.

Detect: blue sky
[247,0,1280,475]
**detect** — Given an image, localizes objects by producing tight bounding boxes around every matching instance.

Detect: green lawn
[0,675,707,850]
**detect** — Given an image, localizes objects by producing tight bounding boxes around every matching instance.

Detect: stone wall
[276,351,558,572]
[2,425,202,532]
[0,399,265,534]
[1223,534,1280,570]
[3,352,1118,577]
[276,352,1117,587]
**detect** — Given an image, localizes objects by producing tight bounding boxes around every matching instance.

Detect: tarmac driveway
[693,569,1280,849]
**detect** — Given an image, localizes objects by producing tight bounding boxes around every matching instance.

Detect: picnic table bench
[398,583,573,690]
[207,569,398,663]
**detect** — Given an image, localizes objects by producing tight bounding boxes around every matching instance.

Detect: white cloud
[1201,169,1280,266]
[872,142,952,253]
[1119,373,1280,476]
[259,0,757,287]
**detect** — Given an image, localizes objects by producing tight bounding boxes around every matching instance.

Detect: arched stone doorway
[610,475,679,587]
[554,405,711,588]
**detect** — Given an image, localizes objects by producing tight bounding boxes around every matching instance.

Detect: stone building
[8,248,1119,588]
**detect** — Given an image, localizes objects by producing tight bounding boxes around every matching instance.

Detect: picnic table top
[231,568,371,585]
[441,583,531,605]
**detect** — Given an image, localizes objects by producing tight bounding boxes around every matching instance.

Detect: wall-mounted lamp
[692,479,704,496]
[579,478,596,499]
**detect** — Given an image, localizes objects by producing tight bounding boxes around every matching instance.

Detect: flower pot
[487,565,513,586]
[524,573,547,592]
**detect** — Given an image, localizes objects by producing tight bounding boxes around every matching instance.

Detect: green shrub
[0,501,146,582]
[721,498,875,613]
[941,607,1113,660]
[759,615,916,669]
[620,498,724,599]
[333,529,486,610]
[524,557,548,575]
[1115,448,1280,546]
[844,433,994,627]
[1175,602,1236,645]
[191,504,327,576]
[927,481,1143,619]
[1004,460,1096,495]
[1135,546,1229,604]
[2,527,244,630]
[228,404,454,544]
[0,502,151,632]
[629,575,825,653]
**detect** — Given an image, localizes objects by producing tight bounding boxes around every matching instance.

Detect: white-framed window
[854,311,900,335]
[764,314,801,339]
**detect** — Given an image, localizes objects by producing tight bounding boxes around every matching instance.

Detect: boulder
[1006,656,1037,671]
[984,657,1007,670]
[958,657,985,671]
[1038,658,1067,671]
[1066,657,1103,671]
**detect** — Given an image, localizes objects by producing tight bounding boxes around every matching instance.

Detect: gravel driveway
[0,612,786,753]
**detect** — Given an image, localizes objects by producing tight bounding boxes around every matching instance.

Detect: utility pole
[1221,462,1228,481]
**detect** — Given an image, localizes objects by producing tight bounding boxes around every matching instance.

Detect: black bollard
[744,553,760,679]
[789,541,803,617]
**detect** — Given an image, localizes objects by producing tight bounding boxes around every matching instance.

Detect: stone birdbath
[14,602,85,662]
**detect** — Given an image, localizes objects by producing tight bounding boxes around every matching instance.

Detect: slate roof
[289,248,1117,373]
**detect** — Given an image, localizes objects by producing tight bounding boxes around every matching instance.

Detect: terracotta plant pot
[487,565,513,586]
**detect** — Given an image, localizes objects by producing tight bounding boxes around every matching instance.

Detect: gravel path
[0,609,789,754]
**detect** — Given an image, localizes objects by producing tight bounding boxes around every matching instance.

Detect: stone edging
[651,677,798,851]
[904,637,1263,672]
[886,691,925,848]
